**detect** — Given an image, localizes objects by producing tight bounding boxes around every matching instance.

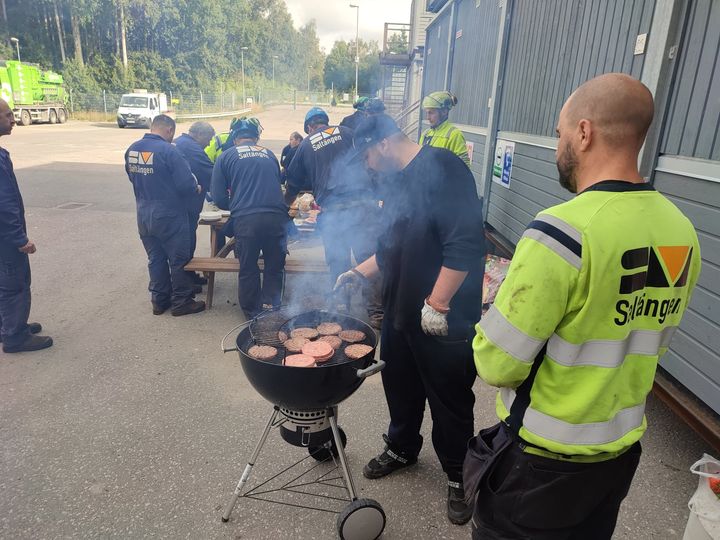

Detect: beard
[556,142,578,193]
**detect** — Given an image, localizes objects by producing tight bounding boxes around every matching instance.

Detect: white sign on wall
[466,141,474,164]
[492,139,515,189]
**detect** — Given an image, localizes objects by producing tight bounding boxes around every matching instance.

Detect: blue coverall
[0,147,32,347]
[125,133,199,310]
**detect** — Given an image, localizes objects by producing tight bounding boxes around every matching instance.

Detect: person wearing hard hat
[365,97,386,117]
[205,117,243,164]
[285,107,383,327]
[340,96,369,131]
[210,118,288,318]
[420,91,470,166]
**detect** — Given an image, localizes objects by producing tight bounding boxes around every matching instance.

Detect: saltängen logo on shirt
[236,146,269,159]
[309,127,342,151]
[614,245,693,326]
[127,150,154,175]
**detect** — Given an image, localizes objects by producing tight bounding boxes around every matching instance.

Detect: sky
[283,0,413,52]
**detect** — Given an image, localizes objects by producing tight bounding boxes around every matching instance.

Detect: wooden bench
[185,256,328,308]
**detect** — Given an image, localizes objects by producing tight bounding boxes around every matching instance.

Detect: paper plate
[200,211,222,222]
[220,210,231,217]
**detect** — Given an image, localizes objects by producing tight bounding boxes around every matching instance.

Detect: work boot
[190,272,208,285]
[0,322,42,342]
[152,303,170,315]
[3,334,53,353]
[363,434,417,479]
[171,300,206,317]
[447,481,473,525]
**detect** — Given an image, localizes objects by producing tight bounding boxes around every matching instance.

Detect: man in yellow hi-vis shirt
[420,91,470,166]
[468,73,701,539]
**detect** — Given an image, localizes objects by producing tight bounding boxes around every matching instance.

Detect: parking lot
[0,105,712,539]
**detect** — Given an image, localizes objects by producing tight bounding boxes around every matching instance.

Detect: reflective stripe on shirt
[522,214,582,269]
[547,326,678,368]
[501,388,645,446]
[479,305,546,364]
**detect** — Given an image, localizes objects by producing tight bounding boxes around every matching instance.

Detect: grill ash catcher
[220,308,387,540]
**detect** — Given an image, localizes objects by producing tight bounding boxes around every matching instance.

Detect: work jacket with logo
[473,181,701,457]
[420,119,470,166]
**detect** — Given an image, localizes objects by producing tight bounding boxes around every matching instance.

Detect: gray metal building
[419,0,720,420]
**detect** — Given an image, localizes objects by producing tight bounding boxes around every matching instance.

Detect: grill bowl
[235,310,379,410]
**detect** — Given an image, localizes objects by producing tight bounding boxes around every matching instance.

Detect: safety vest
[473,181,701,457]
[420,119,470,166]
[205,132,232,163]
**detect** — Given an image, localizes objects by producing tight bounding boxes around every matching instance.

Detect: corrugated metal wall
[448,0,500,127]
[499,0,655,137]
[653,0,720,415]
[660,0,720,161]
[423,7,453,94]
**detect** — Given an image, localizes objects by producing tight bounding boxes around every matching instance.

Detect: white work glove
[421,299,449,336]
[333,268,367,293]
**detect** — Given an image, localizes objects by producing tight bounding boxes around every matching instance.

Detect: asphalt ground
[0,104,713,539]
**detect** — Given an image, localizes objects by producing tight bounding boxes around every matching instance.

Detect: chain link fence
[67,88,337,121]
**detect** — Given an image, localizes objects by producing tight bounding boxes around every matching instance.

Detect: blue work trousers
[137,203,194,309]
[0,246,31,347]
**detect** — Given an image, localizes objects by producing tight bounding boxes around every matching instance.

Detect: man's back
[476,181,701,455]
[210,145,286,217]
[0,146,27,250]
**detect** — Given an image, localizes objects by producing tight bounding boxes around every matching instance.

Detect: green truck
[0,60,69,125]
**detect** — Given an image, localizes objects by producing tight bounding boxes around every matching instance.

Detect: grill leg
[221,408,279,522]
[329,412,357,501]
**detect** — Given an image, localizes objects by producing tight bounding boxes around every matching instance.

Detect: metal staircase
[379,23,412,116]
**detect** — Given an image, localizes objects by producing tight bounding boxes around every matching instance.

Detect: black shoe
[192,284,203,294]
[3,334,53,353]
[362,434,417,479]
[152,303,170,315]
[447,481,473,525]
[0,322,41,342]
[191,273,208,285]
[171,300,206,316]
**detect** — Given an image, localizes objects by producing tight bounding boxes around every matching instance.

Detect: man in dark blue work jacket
[0,99,53,353]
[174,121,215,285]
[210,118,288,318]
[125,115,205,316]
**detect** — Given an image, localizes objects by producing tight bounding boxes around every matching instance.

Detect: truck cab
[117,91,167,128]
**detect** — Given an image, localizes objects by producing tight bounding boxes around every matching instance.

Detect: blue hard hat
[304,107,329,134]
[230,117,261,140]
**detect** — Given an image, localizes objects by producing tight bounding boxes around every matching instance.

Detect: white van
[117,91,168,128]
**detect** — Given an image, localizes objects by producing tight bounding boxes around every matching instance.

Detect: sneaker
[3,334,53,353]
[0,322,42,342]
[362,434,417,479]
[447,481,473,525]
[152,303,170,315]
[171,300,206,316]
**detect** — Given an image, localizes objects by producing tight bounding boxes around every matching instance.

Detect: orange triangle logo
[657,246,690,283]
[140,152,153,164]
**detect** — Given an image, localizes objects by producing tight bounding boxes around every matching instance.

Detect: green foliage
[1,0,327,94]
[324,39,380,95]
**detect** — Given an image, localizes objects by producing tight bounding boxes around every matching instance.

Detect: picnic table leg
[210,226,218,257]
[206,272,215,309]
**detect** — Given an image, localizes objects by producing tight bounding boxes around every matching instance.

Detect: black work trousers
[233,212,287,318]
[471,436,641,539]
[380,318,477,482]
[0,246,31,347]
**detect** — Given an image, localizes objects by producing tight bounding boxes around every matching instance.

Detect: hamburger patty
[318,335,343,350]
[248,345,278,360]
[317,322,342,335]
[345,344,373,359]
[291,327,320,340]
[302,340,335,363]
[284,337,310,353]
[284,354,316,367]
[338,330,366,343]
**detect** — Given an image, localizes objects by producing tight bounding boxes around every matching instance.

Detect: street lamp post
[240,46,248,105]
[10,37,20,62]
[272,55,278,88]
[349,4,359,100]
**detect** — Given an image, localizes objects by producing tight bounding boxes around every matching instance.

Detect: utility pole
[272,55,278,88]
[241,46,248,105]
[349,4,359,99]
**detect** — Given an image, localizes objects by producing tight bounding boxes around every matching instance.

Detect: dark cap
[348,114,401,164]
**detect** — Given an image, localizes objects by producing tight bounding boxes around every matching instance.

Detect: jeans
[0,246,31,347]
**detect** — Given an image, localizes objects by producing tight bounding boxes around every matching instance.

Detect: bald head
[563,73,654,150]
[0,98,15,137]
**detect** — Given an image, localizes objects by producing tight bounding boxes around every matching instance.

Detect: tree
[324,38,380,95]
